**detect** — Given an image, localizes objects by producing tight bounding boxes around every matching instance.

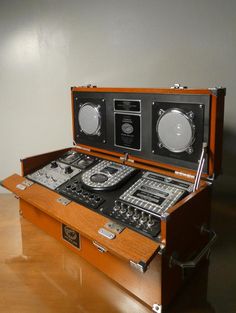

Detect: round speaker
[156,109,195,153]
[78,103,101,135]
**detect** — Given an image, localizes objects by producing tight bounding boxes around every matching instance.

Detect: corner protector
[152,303,162,312]
[208,87,226,97]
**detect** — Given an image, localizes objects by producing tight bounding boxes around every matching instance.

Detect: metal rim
[156,108,195,153]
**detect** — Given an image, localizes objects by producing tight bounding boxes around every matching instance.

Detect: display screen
[133,190,166,206]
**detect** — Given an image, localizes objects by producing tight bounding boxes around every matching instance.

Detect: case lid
[71,86,226,179]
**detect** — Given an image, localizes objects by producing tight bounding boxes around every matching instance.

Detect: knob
[113,201,120,211]
[147,214,155,228]
[120,203,127,214]
[126,206,133,217]
[132,209,140,221]
[50,161,58,168]
[139,211,148,224]
[65,166,73,174]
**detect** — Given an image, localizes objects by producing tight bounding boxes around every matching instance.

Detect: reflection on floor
[0,194,235,313]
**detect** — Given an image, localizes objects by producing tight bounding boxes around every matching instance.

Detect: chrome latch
[57,197,71,206]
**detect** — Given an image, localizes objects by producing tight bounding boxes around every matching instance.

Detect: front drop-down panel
[2,174,160,266]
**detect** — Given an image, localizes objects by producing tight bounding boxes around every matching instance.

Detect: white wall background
[0,0,236,194]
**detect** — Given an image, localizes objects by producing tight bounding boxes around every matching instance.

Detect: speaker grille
[78,103,101,135]
[156,109,195,153]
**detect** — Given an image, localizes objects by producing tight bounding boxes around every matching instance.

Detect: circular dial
[90,173,108,183]
[156,109,195,153]
[78,103,101,135]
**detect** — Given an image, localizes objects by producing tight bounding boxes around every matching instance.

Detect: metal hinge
[57,197,71,206]
[174,171,195,179]
[171,83,188,89]
[120,153,135,164]
[130,260,148,273]
[152,304,162,312]
[157,243,166,256]
[120,153,129,164]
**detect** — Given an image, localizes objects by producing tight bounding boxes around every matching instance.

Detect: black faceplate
[73,92,210,173]
[152,101,205,164]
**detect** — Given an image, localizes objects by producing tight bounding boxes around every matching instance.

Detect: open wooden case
[1,85,226,312]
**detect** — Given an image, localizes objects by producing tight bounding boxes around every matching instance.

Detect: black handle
[169,228,217,270]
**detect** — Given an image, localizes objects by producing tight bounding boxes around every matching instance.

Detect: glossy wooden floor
[0,194,235,313]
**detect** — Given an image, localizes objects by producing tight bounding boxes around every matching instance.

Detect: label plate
[62,224,80,250]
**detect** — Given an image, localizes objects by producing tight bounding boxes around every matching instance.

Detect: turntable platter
[90,173,108,183]
[81,160,138,191]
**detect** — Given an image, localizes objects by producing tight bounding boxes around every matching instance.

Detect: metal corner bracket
[130,260,148,273]
[152,303,162,312]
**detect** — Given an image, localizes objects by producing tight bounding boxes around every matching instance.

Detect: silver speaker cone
[157,109,194,153]
[78,103,101,135]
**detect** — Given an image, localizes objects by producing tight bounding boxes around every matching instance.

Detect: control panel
[27,150,193,241]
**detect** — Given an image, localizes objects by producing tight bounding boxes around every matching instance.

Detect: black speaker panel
[74,96,106,144]
[73,92,210,172]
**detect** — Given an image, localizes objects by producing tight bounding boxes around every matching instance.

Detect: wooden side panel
[209,93,225,177]
[20,199,162,307]
[2,174,159,264]
[21,147,71,176]
[161,186,212,306]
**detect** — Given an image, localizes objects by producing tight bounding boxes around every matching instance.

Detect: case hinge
[120,153,129,164]
[120,153,135,164]
[171,83,188,89]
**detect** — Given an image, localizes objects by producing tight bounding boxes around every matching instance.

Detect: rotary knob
[50,161,58,168]
[65,166,73,174]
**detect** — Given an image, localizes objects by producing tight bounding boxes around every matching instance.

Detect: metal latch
[16,180,34,191]
[98,228,116,240]
[130,260,148,273]
[92,241,107,253]
[56,197,71,206]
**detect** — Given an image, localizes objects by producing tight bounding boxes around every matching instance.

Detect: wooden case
[1,86,225,312]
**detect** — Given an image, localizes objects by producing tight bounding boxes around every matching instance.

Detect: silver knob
[140,211,148,224]
[147,214,155,228]
[126,206,133,217]
[132,209,140,221]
